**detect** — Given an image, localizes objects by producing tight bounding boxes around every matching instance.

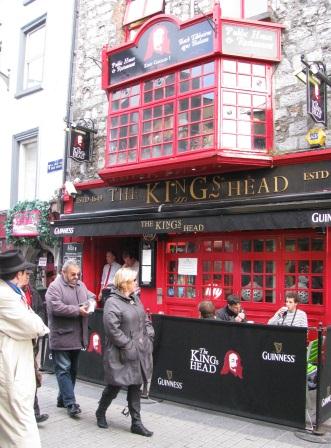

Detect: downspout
[58,0,79,267]
[62,0,79,213]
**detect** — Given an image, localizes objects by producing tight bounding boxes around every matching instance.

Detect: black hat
[0,250,35,275]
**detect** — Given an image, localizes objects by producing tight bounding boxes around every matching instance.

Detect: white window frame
[16,14,46,98]
[11,128,39,205]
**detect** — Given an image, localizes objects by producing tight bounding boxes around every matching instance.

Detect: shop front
[52,159,331,327]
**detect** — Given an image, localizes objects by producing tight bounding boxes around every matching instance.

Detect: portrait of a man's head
[220,350,243,379]
[70,129,91,161]
[87,331,102,355]
[144,25,171,61]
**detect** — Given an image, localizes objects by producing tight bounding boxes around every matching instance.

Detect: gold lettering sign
[75,164,331,211]
[140,219,205,233]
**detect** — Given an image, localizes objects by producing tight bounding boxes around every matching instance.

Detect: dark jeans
[52,349,80,407]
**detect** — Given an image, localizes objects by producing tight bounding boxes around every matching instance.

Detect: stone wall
[271,0,331,152]
[69,0,331,182]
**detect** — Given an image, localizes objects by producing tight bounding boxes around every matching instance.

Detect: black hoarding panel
[150,315,307,429]
[318,327,331,423]
[43,311,105,385]
[78,310,105,385]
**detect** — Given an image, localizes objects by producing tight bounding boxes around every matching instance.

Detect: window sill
[15,85,43,99]
[98,150,273,186]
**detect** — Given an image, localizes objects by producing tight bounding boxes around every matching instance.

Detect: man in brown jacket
[46,260,94,417]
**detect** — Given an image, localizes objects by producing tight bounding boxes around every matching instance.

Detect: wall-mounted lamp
[309,61,331,87]
[294,67,320,86]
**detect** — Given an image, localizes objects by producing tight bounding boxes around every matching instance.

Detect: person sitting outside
[267,291,308,327]
[198,300,216,320]
[216,294,246,323]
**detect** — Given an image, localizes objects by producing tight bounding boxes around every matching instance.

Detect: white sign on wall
[178,258,198,276]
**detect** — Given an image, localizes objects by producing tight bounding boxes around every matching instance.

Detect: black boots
[96,409,109,429]
[95,384,153,436]
[128,385,153,437]
[96,385,119,429]
[131,422,153,437]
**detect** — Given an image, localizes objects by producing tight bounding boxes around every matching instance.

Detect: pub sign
[307,69,327,126]
[69,128,92,162]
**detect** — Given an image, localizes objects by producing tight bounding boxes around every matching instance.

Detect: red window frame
[163,231,326,311]
[105,56,273,169]
[106,60,217,167]
[220,59,272,153]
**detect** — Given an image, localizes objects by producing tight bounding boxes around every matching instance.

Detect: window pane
[223,73,236,87]
[23,24,46,89]
[19,139,38,200]
[222,134,236,147]
[245,0,268,18]
[219,0,241,18]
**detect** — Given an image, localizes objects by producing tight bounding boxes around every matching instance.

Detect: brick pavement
[37,373,331,448]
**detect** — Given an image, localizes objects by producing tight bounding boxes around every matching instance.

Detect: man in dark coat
[216,294,247,323]
[45,260,94,417]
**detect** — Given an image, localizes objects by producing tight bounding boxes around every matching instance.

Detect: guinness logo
[166,370,173,380]
[274,342,283,354]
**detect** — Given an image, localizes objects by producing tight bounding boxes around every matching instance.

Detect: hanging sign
[307,70,327,125]
[69,128,92,162]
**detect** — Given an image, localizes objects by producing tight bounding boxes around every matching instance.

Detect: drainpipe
[62,0,79,213]
[58,0,79,267]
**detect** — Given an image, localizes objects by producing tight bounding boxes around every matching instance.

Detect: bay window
[105,57,272,168]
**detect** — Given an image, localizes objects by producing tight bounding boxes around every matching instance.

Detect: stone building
[55,0,331,326]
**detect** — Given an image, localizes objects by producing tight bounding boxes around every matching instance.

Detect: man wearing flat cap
[0,249,50,448]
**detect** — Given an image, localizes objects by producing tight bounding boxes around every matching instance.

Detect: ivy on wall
[5,200,58,248]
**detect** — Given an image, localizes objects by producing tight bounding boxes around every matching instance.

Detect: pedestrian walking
[0,250,49,448]
[45,260,95,417]
[95,267,154,437]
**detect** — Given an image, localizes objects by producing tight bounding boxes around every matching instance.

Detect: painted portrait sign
[307,71,327,125]
[69,129,92,162]
[109,19,214,85]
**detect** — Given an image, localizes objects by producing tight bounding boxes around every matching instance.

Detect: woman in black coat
[95,267,154,437]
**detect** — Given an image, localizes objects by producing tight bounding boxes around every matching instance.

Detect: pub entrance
[81,235,140,296]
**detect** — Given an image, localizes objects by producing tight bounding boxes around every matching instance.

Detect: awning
[51,198,331,237]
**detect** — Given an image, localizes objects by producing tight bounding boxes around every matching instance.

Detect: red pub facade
[54,4,331,328]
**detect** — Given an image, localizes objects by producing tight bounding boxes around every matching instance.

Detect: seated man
[122,250,139,275]
[216,294,246,323]
[198,300,216,320]
[267,291,308,327]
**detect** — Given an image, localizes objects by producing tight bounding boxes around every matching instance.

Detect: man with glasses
[46,260,95,417]
[0,250,49,448]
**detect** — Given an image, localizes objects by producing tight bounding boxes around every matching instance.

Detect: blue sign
[47,159,63,173]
